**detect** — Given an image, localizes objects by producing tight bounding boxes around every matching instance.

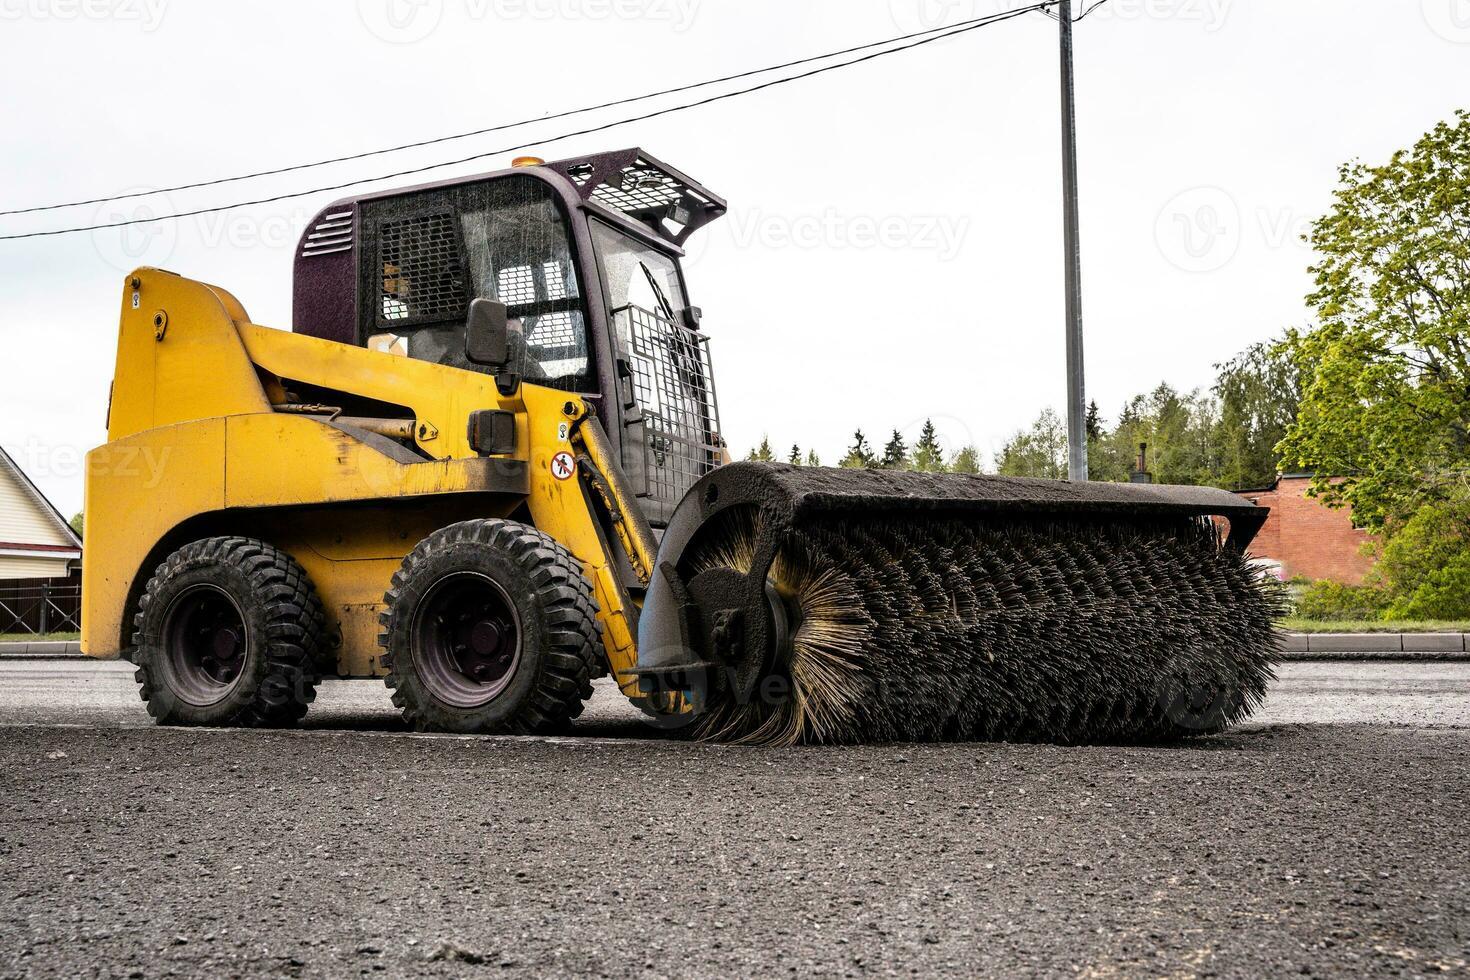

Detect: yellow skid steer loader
[82,149,1279,745]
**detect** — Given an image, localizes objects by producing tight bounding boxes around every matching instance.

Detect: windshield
[591,220,689,321]
[368,176,593,392]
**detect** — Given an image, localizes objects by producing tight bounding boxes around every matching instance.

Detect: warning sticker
[551,452,577,481]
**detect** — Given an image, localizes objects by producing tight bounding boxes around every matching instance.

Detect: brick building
[1234,474,1376,585]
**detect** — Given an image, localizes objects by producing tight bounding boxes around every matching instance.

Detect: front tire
[379,520,601,734]
[132,537,327,727]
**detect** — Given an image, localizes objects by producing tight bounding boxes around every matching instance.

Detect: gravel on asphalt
[1,722,1466,978]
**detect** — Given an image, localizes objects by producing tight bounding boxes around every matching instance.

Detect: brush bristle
[682,510,1283,747]
[686,512,874,745]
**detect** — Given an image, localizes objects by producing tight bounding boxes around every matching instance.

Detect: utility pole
[1057,0,1088,481]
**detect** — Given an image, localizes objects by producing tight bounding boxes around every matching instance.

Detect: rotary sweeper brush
[81,149,1281,746]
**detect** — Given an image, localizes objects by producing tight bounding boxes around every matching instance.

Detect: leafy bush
[1376,493,1470,621]
[1293,579,1392,621]
[1384,551,1470,620]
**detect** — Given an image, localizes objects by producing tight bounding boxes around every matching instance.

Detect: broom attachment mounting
[636,463,1281,746]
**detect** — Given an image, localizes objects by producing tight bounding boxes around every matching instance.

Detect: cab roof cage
[545,148,727,247]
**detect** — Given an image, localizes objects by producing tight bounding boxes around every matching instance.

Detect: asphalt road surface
[1,660,1467,978]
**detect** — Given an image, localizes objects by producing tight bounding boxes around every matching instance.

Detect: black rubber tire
[132,537,327,727]
[379,520,601,734]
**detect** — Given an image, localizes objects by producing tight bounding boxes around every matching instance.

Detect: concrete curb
[0,641,85,659]
[1288,632,1468,655]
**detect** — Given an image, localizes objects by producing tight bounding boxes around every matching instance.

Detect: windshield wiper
[639,261,677,323]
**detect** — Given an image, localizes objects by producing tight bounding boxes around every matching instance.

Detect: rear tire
[132,537,327,727]
[379,520,601,734]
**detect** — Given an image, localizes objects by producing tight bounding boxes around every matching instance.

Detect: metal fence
[0,578,81,635]
[613,304,723,508]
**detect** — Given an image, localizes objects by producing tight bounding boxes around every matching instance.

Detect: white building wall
[0,554,72,579]
[0,470,71,547]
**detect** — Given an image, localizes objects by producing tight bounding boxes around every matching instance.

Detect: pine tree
[950,445,982,474]
[1085,400,1103,443]
[839,430,876,468]
[788,444,803,465]
[745,436,776,462]
[806,449,821,467]
[912,419,945,472]
[881,430,910,470]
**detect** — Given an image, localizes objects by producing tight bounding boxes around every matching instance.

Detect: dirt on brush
[0,724,1467,978]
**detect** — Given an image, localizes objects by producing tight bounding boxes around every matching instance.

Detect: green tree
[746,436,776,462]
[1277,110,1470,531]
[912,419,946,472]
[1376,491,1470,619]
[880,430,910,470]
[788,444,803,465]
[839,430,876,468]
[1087,385,1223,487]
[806,449,821,467]
[1085,400,1103,443]
[1213,338,1301,490]
[949,445,982,474]
[996,408,1068,480]
[69,511,84,538]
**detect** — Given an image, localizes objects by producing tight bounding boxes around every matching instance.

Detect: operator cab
[291,149,728,525]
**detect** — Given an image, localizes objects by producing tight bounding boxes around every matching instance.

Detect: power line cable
[1074,0,1113,21]
[1,3,1052,219]
[0,1,1049,241]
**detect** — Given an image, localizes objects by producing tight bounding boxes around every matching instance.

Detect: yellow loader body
[84,269,642,694]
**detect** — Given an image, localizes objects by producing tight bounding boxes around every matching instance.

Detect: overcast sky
[1,0,1466,516]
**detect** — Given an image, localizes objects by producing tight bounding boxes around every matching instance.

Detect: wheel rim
[160,584,249,707]
[411,572,522,709]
